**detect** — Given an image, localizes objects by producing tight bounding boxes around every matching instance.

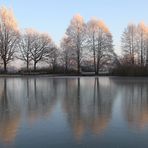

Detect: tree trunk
[65,61,68,73]
[93,50,96,74]
[141,49,143,66]
[34,62,37,71]
[4,61,7,73]
[96,59,99,75]
[77,51,80,74]
[93,34,97,74]
[96,40,101,75]
[146,47,148,67]
[26,54,29,71]
[27,61,29,71]
[77,34,81,75]
[65,55,68,73]
[140,34,144,66]
[53,65,55,72]
[131,29,134,65]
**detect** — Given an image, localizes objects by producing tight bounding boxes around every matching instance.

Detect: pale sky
[0,0,148,54]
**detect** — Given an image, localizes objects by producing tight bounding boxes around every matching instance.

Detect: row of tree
[0,6,116,74]
[111,22,148,76]
[0,6,58,73]
[1,6,148,75]
[61,16,115,74]
[121,22,148,66]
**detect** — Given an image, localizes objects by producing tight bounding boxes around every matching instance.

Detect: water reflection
[26,78,57,124]
[62,78,116,140]
[1,77,148,147]
[0,79,20,144]
[0,78,58,144]
[120,79,148,129]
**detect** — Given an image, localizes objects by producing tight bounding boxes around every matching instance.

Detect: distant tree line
[0,6,148,76]
[113,22,148,76]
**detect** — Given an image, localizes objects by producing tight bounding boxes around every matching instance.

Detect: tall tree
[121,23,137,65]
[96,21,114,74]
[60,35,75,72]
[137,22,147,66]
[0,6,19,72]
[87,18,99,74]
[66,14,86,74]
[145,27,148,66]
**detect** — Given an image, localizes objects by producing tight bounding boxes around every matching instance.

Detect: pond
[0,76,148,148]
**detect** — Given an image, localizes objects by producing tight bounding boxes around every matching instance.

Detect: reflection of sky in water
[0,77,148,147]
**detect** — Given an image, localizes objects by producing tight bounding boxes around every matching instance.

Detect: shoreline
[0,74,148,78]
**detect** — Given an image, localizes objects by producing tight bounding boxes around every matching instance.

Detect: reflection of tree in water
[91,78,112,134]
[62,77,116,140]
[122,80,148,129]
[26,78,58,124]
[0,77,59,144]
[0,78,20,144]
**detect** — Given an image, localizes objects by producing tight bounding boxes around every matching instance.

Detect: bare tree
[87,18,99,74]
[145,27,148,66]
[45,43,59,72]
[137,22,148,66]
[30,31,52,71]
[18,29,35,71]
[87,19,114,74]
[0,6,19,73]
[93,20,115,74]
[96,22,114,74]
[121,23,137,65]
[121,22,148,67]
[66,14,86,74]
[60,35,76,72]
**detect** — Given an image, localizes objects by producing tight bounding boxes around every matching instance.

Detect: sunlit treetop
[145,25,148,36]
[0,6,19,32]
[72,14,84,26]
[87,17,110,35]
[87,17,99,33]
[70,14,85,32]
[97,20,109,33]
[138,21,148,33]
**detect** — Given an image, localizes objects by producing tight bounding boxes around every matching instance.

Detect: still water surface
[0,77,148,148]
